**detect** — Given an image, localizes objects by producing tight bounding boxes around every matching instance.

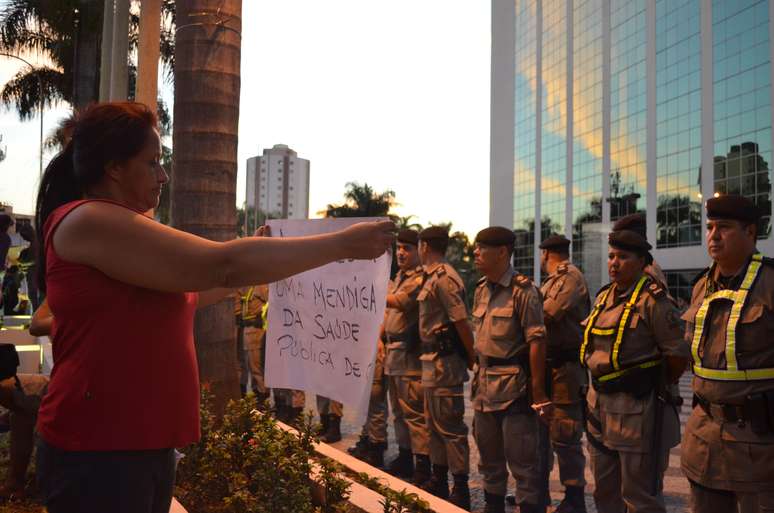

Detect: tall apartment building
[246,144,310,220]
[491,0,774,300]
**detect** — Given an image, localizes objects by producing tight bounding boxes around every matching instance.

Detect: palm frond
[0,66,67,119]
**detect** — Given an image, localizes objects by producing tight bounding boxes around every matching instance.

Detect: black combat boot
[421,464,449,499]
[555,486,587,513]
[321,414,342,443]
[318,414,330,435]
[483,491,506,513]
[386,447,414,478]
[287,407,303,428]
[347,434,370,458]
[449,473,471,511]
[412,454,431,488]
[519,503,546,513]
[254,391,271,411]
[274,402,290,424]
[366,441,387,468]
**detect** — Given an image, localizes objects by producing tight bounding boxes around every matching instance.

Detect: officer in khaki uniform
[538,234,590,513]
[582,228,689,513]
[347,339,388,467]
[471,227,551,513]
[612,214,668,291]
[382,229,430,483]
[417,226,475,510]
[234,284,270,402]
[681,194,774,513]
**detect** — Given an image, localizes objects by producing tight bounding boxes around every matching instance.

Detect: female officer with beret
[581,228,689,513]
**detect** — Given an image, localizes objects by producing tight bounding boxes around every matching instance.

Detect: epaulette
[513,273,532,288]
[691,267,710,286]
[645,280,665,299]
[435,265,447,276]
[556,263,569,275]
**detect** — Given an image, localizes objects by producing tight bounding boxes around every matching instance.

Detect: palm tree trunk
[73,0,102,107]
[171,0,242,416]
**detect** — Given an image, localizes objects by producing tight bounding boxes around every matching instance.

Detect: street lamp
[0,53,44,179]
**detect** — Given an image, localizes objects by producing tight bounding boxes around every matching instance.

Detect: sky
[0,1,491,237]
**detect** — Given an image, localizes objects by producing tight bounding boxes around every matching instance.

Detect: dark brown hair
[35,102,158,292]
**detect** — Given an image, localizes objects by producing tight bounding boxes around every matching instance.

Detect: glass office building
[490,0,774,300]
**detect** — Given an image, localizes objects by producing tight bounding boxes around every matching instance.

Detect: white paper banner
[265,218,391,425]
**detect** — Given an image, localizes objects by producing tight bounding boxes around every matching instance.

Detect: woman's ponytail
[35,142,79,293]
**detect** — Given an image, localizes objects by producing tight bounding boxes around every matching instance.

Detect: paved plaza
[324,374,694,513]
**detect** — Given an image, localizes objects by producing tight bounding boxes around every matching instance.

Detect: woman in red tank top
[33,102,394,513]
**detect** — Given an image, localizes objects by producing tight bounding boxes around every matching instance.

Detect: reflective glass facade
[540,0,567,239]
[513,0,538,276]
[655,0,702,248]
[713,0,772,236]
[495,0,774,286]
[609,1,647,220]
[572,0,604,290]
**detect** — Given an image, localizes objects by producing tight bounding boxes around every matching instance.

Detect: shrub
[175,388,350,513]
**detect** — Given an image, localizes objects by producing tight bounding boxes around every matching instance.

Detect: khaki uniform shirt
[681,256,774,491]
[471,266,546,412]
[583,277,688,452]
[384,266,424,377]
[234,284,268,349]
[540,262,590,405]
[418,261,469,389]
[682,260,774,404]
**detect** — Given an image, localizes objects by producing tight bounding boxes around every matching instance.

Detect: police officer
[472,227,551,513]
[417,226,475,509]
[681,194,774,512]
[582,228,689,513]
[611,214,668,290]
[382,229,431,484]
[538,234,590,513]
[234,284,270,403]
[347,339,388,468]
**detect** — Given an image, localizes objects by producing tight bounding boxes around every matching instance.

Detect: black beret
[396,229,419,246]
[608,229,652,254]
[419,226,449,242]
[539,234,570,251]
[612,213,646,237]
[475,226,516,247]
[706,194,760,224]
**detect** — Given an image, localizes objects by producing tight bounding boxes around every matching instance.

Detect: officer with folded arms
[471,227,551,513]
[681,194,774,512]
[581,227,689,513]
[416,226,475,510]
[537,234,590,513]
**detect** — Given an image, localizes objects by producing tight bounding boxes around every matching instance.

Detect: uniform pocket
[483,365,526,404]
[489,306,514,339]
[599,393,645,447]
[681,410,711,477]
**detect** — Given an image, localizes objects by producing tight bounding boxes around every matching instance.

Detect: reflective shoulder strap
[724,253,762,371]
[580,286,612,366]
[611,275,649,371]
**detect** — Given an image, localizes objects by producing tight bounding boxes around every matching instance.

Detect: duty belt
[477,354,522,367]
[386,332,410,343]
[691,253,774,381]
[693,391,774,434]
[591,359,661,398]
[580,275,649,371]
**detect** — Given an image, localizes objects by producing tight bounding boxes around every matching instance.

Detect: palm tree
[0,0,175,119]
[395,214,423,231]
[322,182,396,218]
[170,0,243,415]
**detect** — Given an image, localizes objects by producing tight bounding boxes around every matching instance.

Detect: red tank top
[36,200,200,450]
